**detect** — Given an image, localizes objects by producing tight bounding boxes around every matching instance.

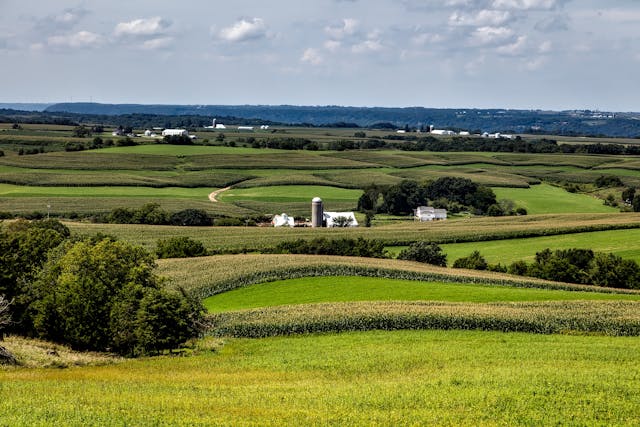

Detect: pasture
[2,331,640,425]
[203,275,640,313]
[442,228,640,265]
[493,183,617,214]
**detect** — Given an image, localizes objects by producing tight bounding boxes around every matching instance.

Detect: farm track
[208,186,231,203]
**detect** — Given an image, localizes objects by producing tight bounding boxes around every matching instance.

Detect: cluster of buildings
[271,198,446,228]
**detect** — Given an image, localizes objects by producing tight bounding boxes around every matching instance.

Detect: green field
[442,228,640,265]
[203,276,640,312]
[2,331,640,425]
[219,185,361,204]
[493,183,617,214]
[0,183,213,199]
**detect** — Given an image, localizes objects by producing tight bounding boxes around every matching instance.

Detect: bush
[452,251,488,270]
[156,237,207,259]
[397,242,447,267]
[595,175,623,188]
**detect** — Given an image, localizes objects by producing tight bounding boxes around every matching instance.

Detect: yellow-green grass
[442,228,640,265]
[1,330,640,425]
[203,276,640,313]
[493,183,617,214]
[70,213,640,252]
[218,185,362,204]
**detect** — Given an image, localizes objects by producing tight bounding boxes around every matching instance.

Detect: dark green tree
[452,251,488,270]
[397,242,447,267]
[156,237,207,259]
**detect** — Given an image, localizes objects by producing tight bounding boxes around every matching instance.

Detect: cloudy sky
[1,0,639,111]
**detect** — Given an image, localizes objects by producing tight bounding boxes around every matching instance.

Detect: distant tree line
[357,177,507,216]
[107,204,213,226]
[266,237,387,258]
[0,219,204,357]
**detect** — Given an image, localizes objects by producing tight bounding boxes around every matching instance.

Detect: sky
[0,0,639,111]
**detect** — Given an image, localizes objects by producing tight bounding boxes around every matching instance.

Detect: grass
[493,183,617,214]
[442,228,640,265]
[1,330,639,425]
[203,276,640,313]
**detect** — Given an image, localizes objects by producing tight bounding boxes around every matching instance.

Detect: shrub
[595,175,623,188]
[156,237,207,259]
[452,251,488,270]
[397,242,447,267]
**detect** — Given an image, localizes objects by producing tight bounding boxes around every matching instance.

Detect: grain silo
[311,197,324,227]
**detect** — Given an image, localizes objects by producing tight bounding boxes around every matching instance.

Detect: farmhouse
[414,206,447,222]
[272,213,295,228]
[162,129,189,137]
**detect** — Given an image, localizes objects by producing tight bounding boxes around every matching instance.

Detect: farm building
[323,211,359,227]
[430,129,456,136]
[414,206,447,222]
[272,213,295,227]
[162,129,189,137]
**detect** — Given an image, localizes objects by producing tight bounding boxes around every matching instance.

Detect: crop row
[207,300,640,338]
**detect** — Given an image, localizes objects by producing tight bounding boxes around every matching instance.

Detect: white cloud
[538,40,552,53]
[496,35,527,55]
[219,18,267,42]
[492,0,562,10]
[47,31,104,49]
[325,18,359,40]
[301,48,323,65]
[411,32,444,46]
[324,40,342,52]
[449,10,512,26]
[468,26,514,46]
[141,37,174,50]
[352,39,383,54]
[114,17,170,38]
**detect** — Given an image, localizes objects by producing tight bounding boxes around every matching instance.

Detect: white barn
[272,213,295,227]
[323,211,358,227]
[162,129,189,137]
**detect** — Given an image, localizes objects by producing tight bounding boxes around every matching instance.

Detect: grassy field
[2,330,639,425]
[493,183,617,214]
[442,228,640,265]
[203,275,640,312]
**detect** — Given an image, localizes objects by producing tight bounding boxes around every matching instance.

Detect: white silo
[311,197,324,228]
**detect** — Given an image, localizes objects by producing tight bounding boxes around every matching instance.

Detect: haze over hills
[41,102,640,138]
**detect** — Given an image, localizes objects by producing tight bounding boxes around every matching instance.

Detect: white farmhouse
[431,129,456,136]
[162,129,189,137]
[414,206,447,222]
[323,211,359,227]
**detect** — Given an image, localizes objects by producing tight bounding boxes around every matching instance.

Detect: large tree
[32,238,204,355]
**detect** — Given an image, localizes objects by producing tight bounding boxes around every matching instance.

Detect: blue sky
[1,0,639,111]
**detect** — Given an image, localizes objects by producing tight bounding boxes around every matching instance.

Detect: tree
[452,251,488,270]
[0,295,11,333]
[156,237,207,259]
[622,187,636,204]
[332,216,353,227]
[170,209,213,226]
[32,238,204,355]
[72,125,93,138]
[397,242,447,267]
[382,180,428,215]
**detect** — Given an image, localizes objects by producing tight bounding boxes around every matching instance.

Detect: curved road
[208,186,232,203]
